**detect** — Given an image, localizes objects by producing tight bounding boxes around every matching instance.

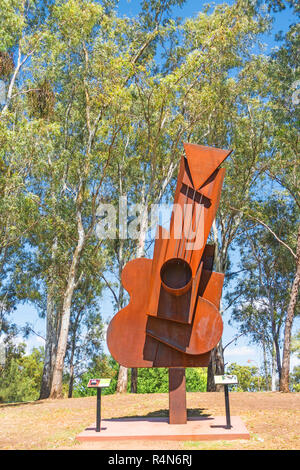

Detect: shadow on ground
[0,400,44,409]
[111,408,211,420]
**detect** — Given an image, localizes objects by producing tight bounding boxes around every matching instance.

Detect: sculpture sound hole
[160,258,192,295]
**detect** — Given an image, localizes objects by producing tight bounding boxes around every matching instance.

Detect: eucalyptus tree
[1,0,191,399]
[231,9,300,391]
[65,280,105,398]
[166,3,272,389]
[226,196,298,390]
[99,1,271,392]
[263,19,300,391]
[0,0,53,346]
[2,0,296,399]
[26,2,154,398]
[0,0,53,115]
[23,0,192,398]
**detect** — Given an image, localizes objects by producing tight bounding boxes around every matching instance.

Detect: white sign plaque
[87,378,111,388]
[214,375,238,385]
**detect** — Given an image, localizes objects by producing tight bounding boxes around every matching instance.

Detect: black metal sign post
[214,375,238,430]
[96,387,102,432]
[224,384,231,429]
[87,378,111,433]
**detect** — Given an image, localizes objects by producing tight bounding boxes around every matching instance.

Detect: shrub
[135,367,207,394]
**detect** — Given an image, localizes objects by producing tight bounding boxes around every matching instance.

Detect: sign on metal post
[214,375,238,429]
[214,375,238,385]
[87,378,111,388]
[87,378,111,432]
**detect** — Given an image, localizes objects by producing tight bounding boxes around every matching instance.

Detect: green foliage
[291,330,300,359]
[0,0,298,399]
[186,368,207,392]
[290,331,300,391]
[290,365,300,392]
[0,345,44,403]
[260,0,299,14]
[226,363,267,392]
[226,194,299,386]
[136,368,169,393]
[134,367,207,394]
[73,355,118,397]
[73,365,207,396]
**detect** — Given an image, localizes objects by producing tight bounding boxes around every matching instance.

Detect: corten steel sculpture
[107,143,232,424]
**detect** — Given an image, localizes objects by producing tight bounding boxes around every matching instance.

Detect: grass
[0,391,299,450]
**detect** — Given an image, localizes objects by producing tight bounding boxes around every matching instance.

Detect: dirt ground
[0,392,299,450]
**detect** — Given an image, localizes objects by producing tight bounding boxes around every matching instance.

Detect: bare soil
[0,392,299,450]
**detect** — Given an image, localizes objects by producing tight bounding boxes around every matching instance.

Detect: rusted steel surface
[107,143,231,369]
[169,368,187,424]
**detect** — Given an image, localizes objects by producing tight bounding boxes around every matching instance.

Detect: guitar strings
[186,192,204,266]
[180,189,196,259]
[182,187,198,260]
[173,183,189,259]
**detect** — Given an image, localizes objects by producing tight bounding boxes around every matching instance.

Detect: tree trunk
[115,229,129,394]
[39,238,58,400]
[207,340,224,392]
[275,336,282,380]
[206,221,226,391]
[50,284,74,398]
[262,338,269,391]
[68,363,74,398]
[280,225,300,392]
[68,327,77,398]
[270,297,282,382]
[131,367,138,393]
[130,198,148,393]
[39,288,57,399]
[50,209,85,399]
[117,366,128,393]
[115,274,128,393]
[271,341,277,391]
[1,46,21,115]
[135,201,148,259]
[68,365,74,398]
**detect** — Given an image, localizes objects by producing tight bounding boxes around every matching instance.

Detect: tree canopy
[0,0,299,400]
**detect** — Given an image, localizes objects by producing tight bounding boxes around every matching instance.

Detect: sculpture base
[76,416,250,442]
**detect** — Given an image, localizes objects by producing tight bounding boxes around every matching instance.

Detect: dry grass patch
[0,392,299,450]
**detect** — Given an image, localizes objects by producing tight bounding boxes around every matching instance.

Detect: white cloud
[225,345,257,358]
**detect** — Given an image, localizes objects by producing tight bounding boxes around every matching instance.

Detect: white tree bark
[117,366,128,393]
[50,208,85,398]
[40,286,57,398]
[271,341,277,391]
[280,224,300,392]
[40,237,58,399]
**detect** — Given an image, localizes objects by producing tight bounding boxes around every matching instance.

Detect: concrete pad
[76,416,250,442]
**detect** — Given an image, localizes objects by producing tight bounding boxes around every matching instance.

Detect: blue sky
[7,0,299,374]
[117,0,295,50]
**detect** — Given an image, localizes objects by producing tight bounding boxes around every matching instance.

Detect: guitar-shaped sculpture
[107,143,232,369]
